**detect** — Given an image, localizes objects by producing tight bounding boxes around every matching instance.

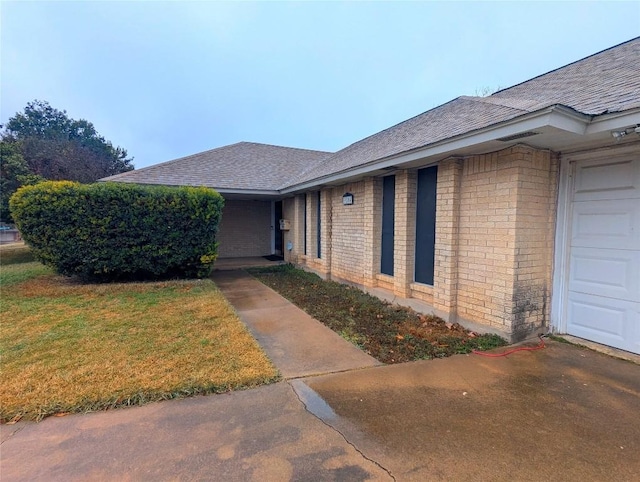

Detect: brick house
[104,38,640,354]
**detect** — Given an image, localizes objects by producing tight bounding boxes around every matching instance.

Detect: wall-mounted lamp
[342,192,354,205]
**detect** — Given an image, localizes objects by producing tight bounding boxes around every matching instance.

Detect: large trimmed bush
[9,181,224,280]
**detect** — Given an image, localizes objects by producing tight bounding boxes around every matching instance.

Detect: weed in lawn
[249,265,507,364]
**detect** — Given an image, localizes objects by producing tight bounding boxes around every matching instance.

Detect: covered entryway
[563,152,639,354]
[216,200,272,258]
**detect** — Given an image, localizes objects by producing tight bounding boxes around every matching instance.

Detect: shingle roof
[296,38,640,184]
[490,38,640,115]
[103,142,332,191]
[103,38,640,192]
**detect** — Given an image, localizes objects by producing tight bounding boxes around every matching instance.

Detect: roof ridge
[106,141,333,179]
[105,142,248,179]
[240,141,333,154]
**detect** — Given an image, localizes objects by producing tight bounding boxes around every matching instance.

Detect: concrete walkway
[2,270,639,481]
[211,270,380,378]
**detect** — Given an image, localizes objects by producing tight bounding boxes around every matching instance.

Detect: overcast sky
[2,1,639,169]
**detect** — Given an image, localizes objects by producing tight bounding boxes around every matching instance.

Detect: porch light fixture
[342,192,354,205]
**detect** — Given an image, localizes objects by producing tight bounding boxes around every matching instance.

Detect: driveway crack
[287,381,396,481]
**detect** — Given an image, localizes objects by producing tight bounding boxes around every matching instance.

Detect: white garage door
[566,155,640,354]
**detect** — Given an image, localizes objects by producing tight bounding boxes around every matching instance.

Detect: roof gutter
[585,107,640,134]
[280,105,591,193]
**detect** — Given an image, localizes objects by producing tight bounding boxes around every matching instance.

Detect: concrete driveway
[2,271,639,481]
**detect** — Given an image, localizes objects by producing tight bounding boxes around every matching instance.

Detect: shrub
[9,181,224,280]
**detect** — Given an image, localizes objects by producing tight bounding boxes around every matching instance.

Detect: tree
[0,100,134,222]
[2,100,134,182]
[0,141,43,223]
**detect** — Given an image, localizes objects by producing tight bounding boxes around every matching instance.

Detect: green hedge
[9,181,224,280]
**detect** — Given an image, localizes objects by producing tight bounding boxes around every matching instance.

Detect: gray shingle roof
[296,38,640,184]
[490,38,640,115]
[103,38,640,192]
[103,142,332,191]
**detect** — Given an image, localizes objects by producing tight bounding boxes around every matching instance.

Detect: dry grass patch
[1,262,278,423]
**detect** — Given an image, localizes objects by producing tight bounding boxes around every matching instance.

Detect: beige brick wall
[394,171,417,298]
[282,196,296,263]
[456,150,519,330]
[329,181,367,284]
[433,158,463,313]
[455,145,557,339]
[363,177,382,282]
[305,190,331,274]
[217,200,272,258]
[291,144,558,341]
[511,148,559,338]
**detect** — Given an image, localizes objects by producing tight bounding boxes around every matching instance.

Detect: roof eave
[585,107,640,135]
[281,105,593,193]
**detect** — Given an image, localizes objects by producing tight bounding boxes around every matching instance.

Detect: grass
[0,242,35,266]
[0,249,278,423]
[249,264,507,363]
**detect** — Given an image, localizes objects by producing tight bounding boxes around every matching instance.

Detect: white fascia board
[585,108,640,134]
[281,106,590,193]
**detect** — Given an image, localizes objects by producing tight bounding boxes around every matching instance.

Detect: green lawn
[0,249,278,423]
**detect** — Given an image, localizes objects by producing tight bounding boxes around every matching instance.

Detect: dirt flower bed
[249,265,507,364]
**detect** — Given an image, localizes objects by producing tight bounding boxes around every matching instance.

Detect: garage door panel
[567,292,639,353]
[573,158,640,201]
[569,247,639,301]
[565,155,639,355]
[571,199,639,250]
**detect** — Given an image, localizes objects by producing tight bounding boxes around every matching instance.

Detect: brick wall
[511,148,559,338]
[432,158,463,313]
[217,200,272,258]
[291,144,558,341]
[330,181,367,284]
[282,196,296,263]
[454,145,557,339]
[395,171,417,298]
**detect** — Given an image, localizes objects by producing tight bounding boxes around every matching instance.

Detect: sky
[1,1,639,169]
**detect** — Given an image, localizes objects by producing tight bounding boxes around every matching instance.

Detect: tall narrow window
[303,194,307,255]
[381,175,395,276]
[415,166,438,285]
[316,191,322,259]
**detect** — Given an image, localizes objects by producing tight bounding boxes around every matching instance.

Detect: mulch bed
[248,265,506,364]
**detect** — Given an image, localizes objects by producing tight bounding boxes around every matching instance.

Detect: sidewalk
[211,270,381,378]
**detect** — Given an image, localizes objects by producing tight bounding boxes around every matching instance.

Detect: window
[381,175,395,276]
[415,166,438,284]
